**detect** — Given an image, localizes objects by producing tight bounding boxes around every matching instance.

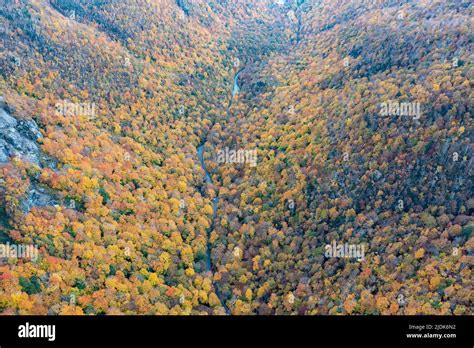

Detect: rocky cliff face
[0,108,42,165]
[0,99,58,214]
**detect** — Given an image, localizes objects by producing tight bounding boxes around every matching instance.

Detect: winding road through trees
[196,68,244,315]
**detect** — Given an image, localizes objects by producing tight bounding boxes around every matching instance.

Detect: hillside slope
[0,0,472,315]
[206,0,473,314]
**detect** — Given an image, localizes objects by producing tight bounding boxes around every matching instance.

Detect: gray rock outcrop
[0,101,59,213]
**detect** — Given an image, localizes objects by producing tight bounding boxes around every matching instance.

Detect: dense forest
[0,0,472,315]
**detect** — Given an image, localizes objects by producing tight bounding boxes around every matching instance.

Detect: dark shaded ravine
[197,68,244,315]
